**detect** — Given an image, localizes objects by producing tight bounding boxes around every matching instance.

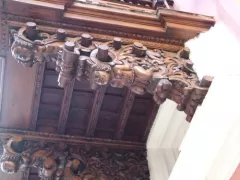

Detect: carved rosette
[0,137,149,180]
[10,22,213,122]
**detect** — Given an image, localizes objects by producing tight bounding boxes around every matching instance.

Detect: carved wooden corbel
[0,136,148,179]
[10,22,213,122]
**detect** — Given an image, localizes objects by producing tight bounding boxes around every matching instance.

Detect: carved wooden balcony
[0,0,215,179]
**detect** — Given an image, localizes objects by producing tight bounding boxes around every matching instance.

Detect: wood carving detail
[10,23,213,121]
[29,62,46,130]
[0,13,9,56]
[0,136,149,180]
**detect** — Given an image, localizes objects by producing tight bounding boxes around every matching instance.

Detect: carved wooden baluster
[76,56,87,81]
[55,29,66,73]
[56,50,62,73]
[58,42,79,88]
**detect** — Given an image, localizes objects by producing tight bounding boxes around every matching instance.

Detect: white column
[147,100,189,180]
[169,22,240,180]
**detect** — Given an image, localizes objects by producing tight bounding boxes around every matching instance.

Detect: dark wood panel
[70,92,93,109]
[123,115,147,141]
[43,72,59,88]
[101,95,123,113]
[65,128,85,136]
[142,101,159,141]
[74,80,93,92]
[105,86,125,96]
[38,105,60,120]
[131,98,152,115]
[95,130,113,139]
[36,125,57,134]
[41,88,63,106]
[37,118,58,126]
[96,112,118,130]
[0,54,36,129]
[46,61,56,70]
[67,108,89,127]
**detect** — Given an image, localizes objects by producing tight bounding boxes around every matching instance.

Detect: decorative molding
[5,13,184,52]
[57,79,75,134]
[0,13,9,56]
[0,128,145,150]
[115,89,135,139]
[86,85,107,136]
[0,136,148,179]
[29,62,46,130]
[9,23,213,121]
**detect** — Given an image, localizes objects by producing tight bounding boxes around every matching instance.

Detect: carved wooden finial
[113,37,122,50]
[58,42,77,88]
[200,76,213,88]
[167,0,174,6]
[179,47,190,59]
[64,41,75,52]
[132,42,147,57]
[97,44,109,62]
[81,33,92,47]
[26,22,38,40]
[56,28,66,41]
[185,60,194,69]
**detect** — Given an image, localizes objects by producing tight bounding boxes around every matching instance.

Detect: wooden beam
[141,101,159,142]
[0,128,145,150]
[115,89,135,139]
[29,62,46,130]
[57,79,75,134]
[86,85,107,136]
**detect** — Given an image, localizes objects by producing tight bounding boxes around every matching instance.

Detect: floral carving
[0,137,149,180]
[9,22,213,121]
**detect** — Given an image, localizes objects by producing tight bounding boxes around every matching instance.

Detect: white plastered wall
[147,22,240,180]
[169,22,240,180]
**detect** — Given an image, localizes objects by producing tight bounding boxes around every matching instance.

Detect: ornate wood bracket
[10,22,213,122]
[0,131,148,179]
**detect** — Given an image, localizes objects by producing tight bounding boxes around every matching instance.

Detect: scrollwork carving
[0,137,149,180]
[9,22,213,122]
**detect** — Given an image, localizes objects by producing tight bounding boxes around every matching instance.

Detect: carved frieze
[10,22,213,121]
[0,136,149,180]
